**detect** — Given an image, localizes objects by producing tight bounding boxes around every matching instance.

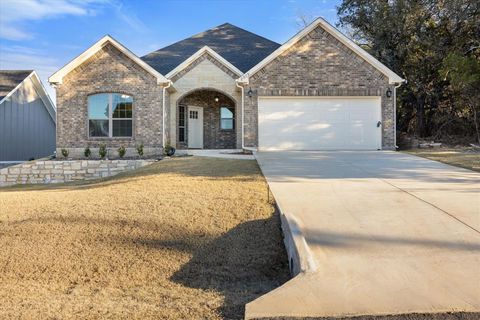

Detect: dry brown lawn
[0,157,289,319]
[404,147,480,172]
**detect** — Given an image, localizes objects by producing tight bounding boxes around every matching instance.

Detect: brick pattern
[245,25,395,149]
[170,52,239,82]
[177,90,236,149]
[0,160,154,186]
[56,43,164,155]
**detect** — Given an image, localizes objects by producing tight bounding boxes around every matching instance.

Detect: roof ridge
[142,22,280,57]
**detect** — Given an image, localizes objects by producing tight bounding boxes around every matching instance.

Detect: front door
[188,106,203,148]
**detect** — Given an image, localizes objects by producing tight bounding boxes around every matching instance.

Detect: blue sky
[0,0,341,102]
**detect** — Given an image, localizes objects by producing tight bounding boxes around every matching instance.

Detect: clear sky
[0,0,341,102]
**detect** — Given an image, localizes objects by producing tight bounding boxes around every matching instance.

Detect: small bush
[164,144,176,157]
[84,147,91,158]
[118,146,126,158]
[99,144,107,159]
[136,143,144,157]
[61,148,69,158]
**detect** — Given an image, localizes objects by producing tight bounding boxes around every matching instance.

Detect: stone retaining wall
[0,160,155,187]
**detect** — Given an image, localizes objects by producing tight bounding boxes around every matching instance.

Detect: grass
[0,157,289,319]
[404,147,480,172]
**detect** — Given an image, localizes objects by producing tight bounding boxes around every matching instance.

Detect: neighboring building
[49,18,403,157]
[0,70,56,161]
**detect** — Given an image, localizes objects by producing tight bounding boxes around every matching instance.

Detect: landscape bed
[0,157,289,319]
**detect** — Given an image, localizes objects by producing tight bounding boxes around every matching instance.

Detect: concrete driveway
[247,151,480,319]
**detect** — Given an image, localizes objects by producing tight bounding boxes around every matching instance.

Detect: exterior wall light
[214,96,219,102]
[386,88,392,98]
[247,88,253,97]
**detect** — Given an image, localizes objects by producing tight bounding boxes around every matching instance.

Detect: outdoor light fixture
[386,88,392,98]
[214,96,219,102]
[247,88,253,97]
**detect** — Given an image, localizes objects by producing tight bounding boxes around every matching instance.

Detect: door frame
[187,106,203,149]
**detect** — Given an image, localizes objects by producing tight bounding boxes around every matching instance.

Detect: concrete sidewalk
[247,151,480,319]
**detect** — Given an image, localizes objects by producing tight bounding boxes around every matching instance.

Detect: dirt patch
[0,157,290,319]
[404,147,480,172]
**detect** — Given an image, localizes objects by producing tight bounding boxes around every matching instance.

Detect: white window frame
[88,93,133,138]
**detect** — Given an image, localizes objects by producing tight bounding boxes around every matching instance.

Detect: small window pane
[113,120,133,137]
[89,120,109,137]
[221,107,233,119]
[221,119,233,130]
[112,94,133,118]
[88,94,109,119]
[179,127,185,142]
[179,106,185,127]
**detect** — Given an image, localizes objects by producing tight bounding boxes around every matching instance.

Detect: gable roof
[239,17,404,84]
[49,35,169,85]
[0,70,56,122]
[166,46,243,79]
[141,23,281,75]
[0,70,33,101]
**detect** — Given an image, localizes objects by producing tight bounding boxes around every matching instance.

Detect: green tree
[337,0,480,140]
[441,53,480,143]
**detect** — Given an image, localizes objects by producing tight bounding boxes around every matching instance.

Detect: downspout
[235,80,245,149]
[393,80,405,149]
[162,81,172,149]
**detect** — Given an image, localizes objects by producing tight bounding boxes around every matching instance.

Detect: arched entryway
[177,89,237,149]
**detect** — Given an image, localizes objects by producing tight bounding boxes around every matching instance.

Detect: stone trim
[0,160,155,187]
[170,52,239,82]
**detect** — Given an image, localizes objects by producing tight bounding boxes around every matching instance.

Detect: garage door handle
[377,121,382,127]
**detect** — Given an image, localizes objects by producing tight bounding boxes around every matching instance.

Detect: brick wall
[245,25,395,149]
[56,43,164,156]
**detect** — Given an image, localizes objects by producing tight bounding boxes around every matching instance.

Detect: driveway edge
[255,152,317,275]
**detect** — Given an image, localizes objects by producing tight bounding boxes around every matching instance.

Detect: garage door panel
[258,97,381,150]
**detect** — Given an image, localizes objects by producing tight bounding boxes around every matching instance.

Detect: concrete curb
[254,152,317,276]
[278,209,318,276]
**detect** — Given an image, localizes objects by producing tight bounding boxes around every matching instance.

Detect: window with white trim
[220,107,234,130]
[88,93,133,137]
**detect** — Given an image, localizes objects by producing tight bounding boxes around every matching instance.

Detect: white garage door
[258,97,382,150]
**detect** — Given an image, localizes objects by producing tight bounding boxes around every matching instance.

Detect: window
[178,105,185,142]
[88,93,133,137]
[189,110,198,119]
[220,107,234,130]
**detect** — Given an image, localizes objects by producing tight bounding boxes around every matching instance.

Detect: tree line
[336,0,480,143]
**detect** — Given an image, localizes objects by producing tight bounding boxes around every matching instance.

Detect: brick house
[49,18,404,157]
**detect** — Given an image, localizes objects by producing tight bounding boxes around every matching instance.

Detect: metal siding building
[0,71,56,161]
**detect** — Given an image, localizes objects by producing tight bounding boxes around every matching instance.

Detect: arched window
[88,93,133,137]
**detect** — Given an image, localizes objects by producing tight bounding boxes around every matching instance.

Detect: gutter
[235,80,246,149]
[162,81,173,148]
[393,80,406,149]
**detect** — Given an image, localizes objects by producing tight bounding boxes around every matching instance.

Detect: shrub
[84,147,91,158]
[164,144,176,156]
[61,148,69,158]
[136,143,144,157]
[118,146,126,158]
[99,144,107,159]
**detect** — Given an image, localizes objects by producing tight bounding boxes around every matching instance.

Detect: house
[48,18,403,157]
[0,70,56,161]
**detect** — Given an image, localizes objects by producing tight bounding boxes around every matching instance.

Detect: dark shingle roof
[0,70,33,100]
[141,23,280,75]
